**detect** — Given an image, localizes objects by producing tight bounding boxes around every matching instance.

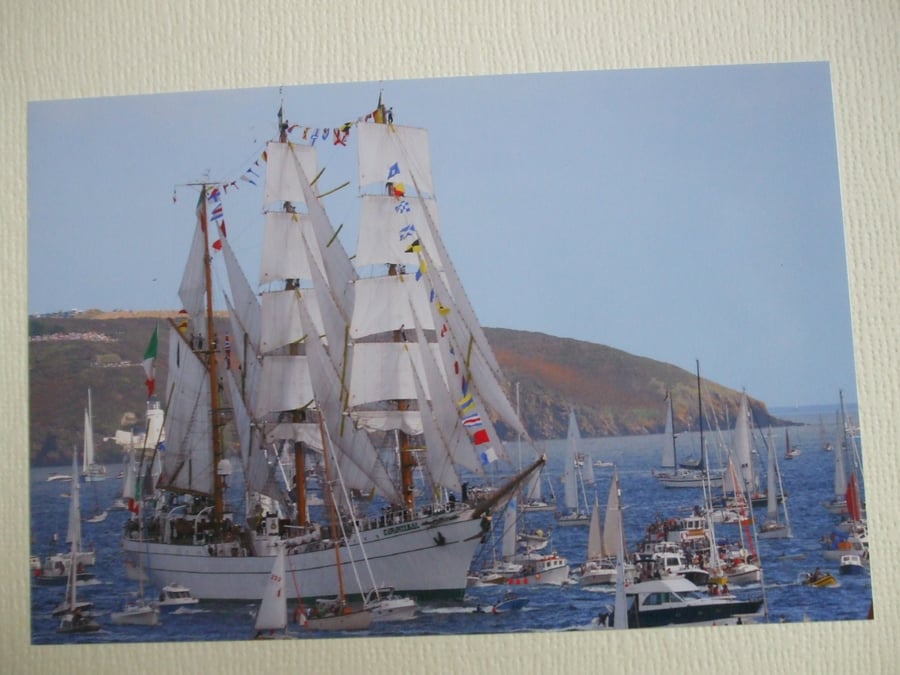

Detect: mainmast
[375,95,417,514]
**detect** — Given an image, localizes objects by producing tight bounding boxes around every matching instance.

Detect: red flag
[473,429,490,446]
[846,473,862,521]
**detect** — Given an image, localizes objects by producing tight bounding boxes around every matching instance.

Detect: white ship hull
[123,509,485,601]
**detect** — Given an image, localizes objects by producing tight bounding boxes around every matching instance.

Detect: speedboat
[838,554,867,576]
[600,577,763,628]
[152,583,199,612]
[475,591,528,614]
[363,587,417,622]
[801,569,838,587]
[111,599,160,626]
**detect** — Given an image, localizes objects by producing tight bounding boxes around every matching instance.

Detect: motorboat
[838,554,867,576]
[363,587,418,622]
[153,583,199,612]
[478,591,529,614]
[801,569,838,587]
[600,577,763,628]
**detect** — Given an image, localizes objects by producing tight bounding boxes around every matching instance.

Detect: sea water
[29,408,873,645]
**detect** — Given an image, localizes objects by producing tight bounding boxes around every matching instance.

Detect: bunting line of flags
[173,100,391,206]
[395,191,499,466]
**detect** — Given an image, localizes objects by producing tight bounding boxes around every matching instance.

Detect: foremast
[198,185,228,527]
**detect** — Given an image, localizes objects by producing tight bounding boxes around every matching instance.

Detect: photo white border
[3,2,896,672]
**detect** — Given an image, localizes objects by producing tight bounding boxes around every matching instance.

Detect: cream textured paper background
[2,2,897,672]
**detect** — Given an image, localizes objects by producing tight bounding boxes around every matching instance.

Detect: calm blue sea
[30,408,872,645]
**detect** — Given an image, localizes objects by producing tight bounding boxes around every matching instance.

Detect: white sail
[67,450,82,547]
[350,274,435,338]
[833,419,847,499]
[263,140,317,208]
[407,354,461,492]
[356,194,441,267]
[583,448,596,485]
[612,501,628,630]
[586,497,603,560]
[296,294,400,501]
[255,355,315,414]
[601,470,622,558]
[766,431,778,521]
[177,214,210,329]
[348,342,444,406]
[83,406,94,470]
[159,325,215,495]
[409,303,482,478]
[221,233,262,349]
[357,122,435,196]
[254,546,287,633]
[260,290,324,353]
[525,469,541,501]
[732,392,756,495]
[563,410,580,511]
[501,498,518,560]
[260,211,325,285]
[662,396,676,470]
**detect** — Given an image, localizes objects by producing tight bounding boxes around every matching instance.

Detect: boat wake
[420,606,478,615]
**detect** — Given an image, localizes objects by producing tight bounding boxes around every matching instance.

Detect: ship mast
[277,102,309,526]
[376,93,416,514]
[198,186,227,528]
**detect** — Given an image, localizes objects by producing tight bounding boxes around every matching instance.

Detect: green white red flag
[142,324,159,397]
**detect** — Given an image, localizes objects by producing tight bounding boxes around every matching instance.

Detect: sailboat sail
[158,324,215,495]
[586,498,603,560]
[82,406,94,475]
[732,392,756,496]
[601,470,623,558]
[254,546,287,634]
[662,394,676,470]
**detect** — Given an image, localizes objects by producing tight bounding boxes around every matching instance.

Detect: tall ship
[121,96,542,602]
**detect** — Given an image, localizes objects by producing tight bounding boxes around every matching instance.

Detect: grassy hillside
[28,313,786,466]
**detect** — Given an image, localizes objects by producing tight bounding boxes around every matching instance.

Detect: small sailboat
[653,391,723,489]
[580,470,634,587]
[303,417,372,632]
[81,389,107,482]
[783,428,801,459]
[556,409,590,526]
[57,450,100,634]
[757,428,792,539]
[253,545,293,639]
[110,594,160,626]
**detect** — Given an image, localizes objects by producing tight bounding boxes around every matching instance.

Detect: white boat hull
[111,603,160,626]
[654,470,724,489]
[123,510,485,601]
[306,608,372,631]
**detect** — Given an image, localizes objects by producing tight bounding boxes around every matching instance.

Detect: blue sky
[27,63,856,408]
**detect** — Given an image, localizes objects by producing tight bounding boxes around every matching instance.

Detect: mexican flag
[142,324,159,397]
